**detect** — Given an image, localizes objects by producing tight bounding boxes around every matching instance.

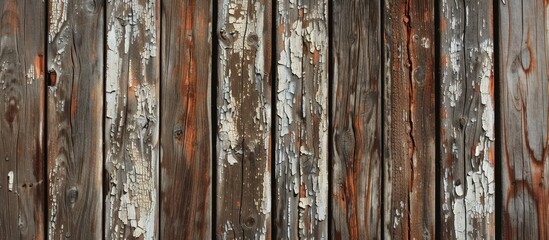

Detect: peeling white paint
[7,171,14,192]
[105,0,158,238]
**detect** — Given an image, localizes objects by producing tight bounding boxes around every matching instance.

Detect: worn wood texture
[47,0,104,238]
[0,0,45,238]
[499,1,549,239]
[160,0,212,238]
[105,0,159,239]
[216,0,272,238]
[383,0,436,239]
[331,0,382,239]
[439,1,495,239]
[274,0,328,239]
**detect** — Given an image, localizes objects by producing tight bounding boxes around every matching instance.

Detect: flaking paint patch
[276,1,328,238]
[49,0,68,43]
[105,0,158,238]
[7,171,14,192]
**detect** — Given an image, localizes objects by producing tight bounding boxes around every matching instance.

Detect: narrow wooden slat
[0,0,45,238]
[331,0,382,239]
[105,0,159,238]
[216,0,272,238]
[383,0,435,238]
[499,1,549,239]
[439,1,495,239]
[47,0,104,238]
[275,0,328,239]
[160,0,212,238]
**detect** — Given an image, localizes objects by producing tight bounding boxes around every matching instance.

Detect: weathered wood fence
[0,0,547,239]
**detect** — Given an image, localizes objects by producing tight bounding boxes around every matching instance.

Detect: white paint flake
[7,171,14,192]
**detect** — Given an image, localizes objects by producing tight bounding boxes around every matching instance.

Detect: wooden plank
[383,0,435,239]
[0,0,45,238]
[331,0,382,239]
[216,0,272,238]
[105,0,159,239]
[160,0,212,238]
[439,1,495,239]
[275,0,328,239]
[47,0,104,238]
[499,1,549,239]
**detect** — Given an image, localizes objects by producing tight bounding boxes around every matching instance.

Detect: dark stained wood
[160,0,211,238]
[331,0,382,239]
[216,0,273,238]
[0,0,45,238]
[274,0,329,239]
[46,0,104,238]
[499,1,549,239]
[105,0,159,239]
[439,1,495,239]
[383,0,435,238]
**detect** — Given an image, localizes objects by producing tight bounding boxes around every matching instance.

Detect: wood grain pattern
[499,1,549,239]
[383,0,435,239]
[439,1,495,239]
[160,0,212,238]
[274,0,329,239]
[0,0,45,238]
[216,0,272,238]
[47,0,104,238]
[105,0,159,239]
[331,0,382,239]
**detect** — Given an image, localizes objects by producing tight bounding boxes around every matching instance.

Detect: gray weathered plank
[383,0,436,238]
[499,1,549,239]
[105,0,159,239]
[274,0,329,239]
[439,1,495,239]
[160,0,212,238]
[216,0,273,238]
[47,0,104,238]
[0,0,45,238]
[331,0,382,239]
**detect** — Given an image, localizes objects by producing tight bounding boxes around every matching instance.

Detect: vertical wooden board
[439,1,495,239]
[105,0,159,239]
[160,0,212,238]
[383,0,435,239]
[0,0,45,238]
[216,0,272,239]
[47,0,104,238]
[499,1,549,239]
[275,0,328,239]
[331,0,382,239]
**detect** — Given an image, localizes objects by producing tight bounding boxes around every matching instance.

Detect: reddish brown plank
[499,1,549,239]
[216,0,273,239]
[105,0,159,239]
[383,0,436,238]
[0,0,45,238]
[160,0,212,238]
[331,0,382,239]
[47,0,104,238]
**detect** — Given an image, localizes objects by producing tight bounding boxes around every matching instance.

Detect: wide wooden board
[331,0,382,239]
[0,0,45,238]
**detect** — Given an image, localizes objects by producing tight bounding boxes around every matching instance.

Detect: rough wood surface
[439,1,495,239]
[216,0,272,238]
[0,0,45,238]
[331,0,382,239]
[105,0,159,239]
[160,0,212,238]
[47,0,104,238]
[383,0,435,239]
[274,0,328,239]
[499,1,549,239]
